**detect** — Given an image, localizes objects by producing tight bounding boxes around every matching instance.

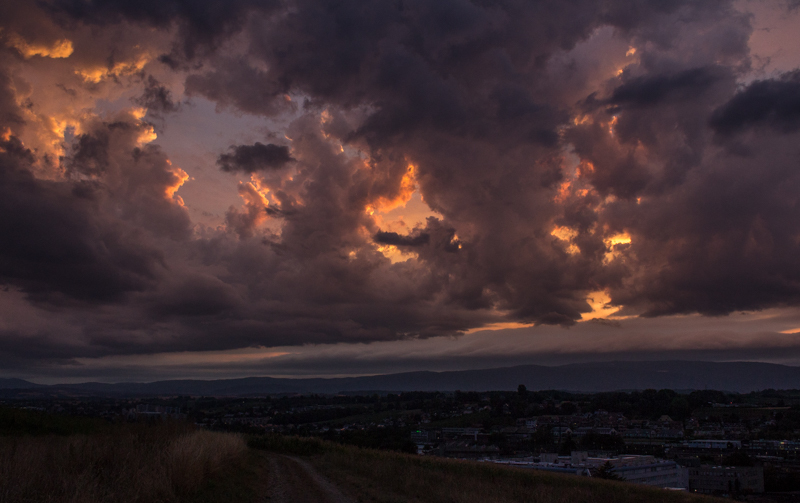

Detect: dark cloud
[709,70,800,136]
[47,0,281,60]
[184,56,294,115]
[150,275,241,317]
[0,71,23,127]
[217,142,294,174]
[68,130,109,176]
[374,231,430,247]
[606,137,800,317]
[4,0,800,375]
[0,48,192,308]
[0,133,163,304]
[606,66,726,110]
[0,63,159,307]
[135,75,180,116]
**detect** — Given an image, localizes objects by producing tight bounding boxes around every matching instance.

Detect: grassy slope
[251,435,722,503]
[0,406,721,503]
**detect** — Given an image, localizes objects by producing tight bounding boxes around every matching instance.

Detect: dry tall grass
[0,423,246,503]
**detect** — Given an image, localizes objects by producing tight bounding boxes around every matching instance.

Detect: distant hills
[3,361,800,397]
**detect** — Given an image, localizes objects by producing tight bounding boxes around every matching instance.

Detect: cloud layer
[1,0,800,377]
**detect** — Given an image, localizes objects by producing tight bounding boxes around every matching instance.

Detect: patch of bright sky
[738,0,800,78]
[115,95,293,227]
[155,97,288,226]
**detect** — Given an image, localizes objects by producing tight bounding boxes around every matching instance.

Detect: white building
[520,452,687,489]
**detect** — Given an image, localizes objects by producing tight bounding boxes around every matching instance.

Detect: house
[687,466,764,494]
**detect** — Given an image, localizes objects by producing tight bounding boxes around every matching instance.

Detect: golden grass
[0,423,246,503]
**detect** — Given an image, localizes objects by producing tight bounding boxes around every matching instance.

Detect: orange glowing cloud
[551,225,580,254]
[6,34,74,59]
[76,54,151,83]
[375,244,407,263]
[368,163,418,215]
[577,160,595,176]
[554,179,572,203]
[604,232,631,262]
[164,161,189,205]
[581,290,622,321]
[608,116,618,135]
[240,178,270,208]
[605,232,631,246]
[465,321,533,334]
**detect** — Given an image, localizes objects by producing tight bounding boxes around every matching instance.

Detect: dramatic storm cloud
[1,0,800,380]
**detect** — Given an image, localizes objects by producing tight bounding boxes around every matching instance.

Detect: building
[608,456,686,488]
[551,426,572,437]
[439,441,499,458]
[687,466,764,495]
[134,404,185,419]
[516,417,538,429]
[524,452,686,489]
[411,429,439,443]
[654,429,683,440]
[681,439,741,450]
[622,428,653,439]
[441,427,481,437]
[749,440,800,454]
[574,427,617,437]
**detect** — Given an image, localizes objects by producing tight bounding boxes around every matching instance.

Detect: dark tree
[558,436,577,455]
[595,461,624,481]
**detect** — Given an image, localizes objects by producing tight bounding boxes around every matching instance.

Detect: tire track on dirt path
[263,453,355,503]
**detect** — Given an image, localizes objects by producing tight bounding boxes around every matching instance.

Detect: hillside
[0,406,720,503]
[250,435,719,503]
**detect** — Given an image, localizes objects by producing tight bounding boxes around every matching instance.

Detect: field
[0,407,722,503]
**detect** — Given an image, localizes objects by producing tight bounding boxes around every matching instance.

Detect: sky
[1,0,800,384]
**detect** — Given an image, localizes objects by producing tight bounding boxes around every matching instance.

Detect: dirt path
[262,453,355,503]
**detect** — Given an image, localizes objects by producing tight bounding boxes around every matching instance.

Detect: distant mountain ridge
[3,361,800,396]
[0,378,41,390]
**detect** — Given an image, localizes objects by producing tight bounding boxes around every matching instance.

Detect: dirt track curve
[262,454,355,503]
